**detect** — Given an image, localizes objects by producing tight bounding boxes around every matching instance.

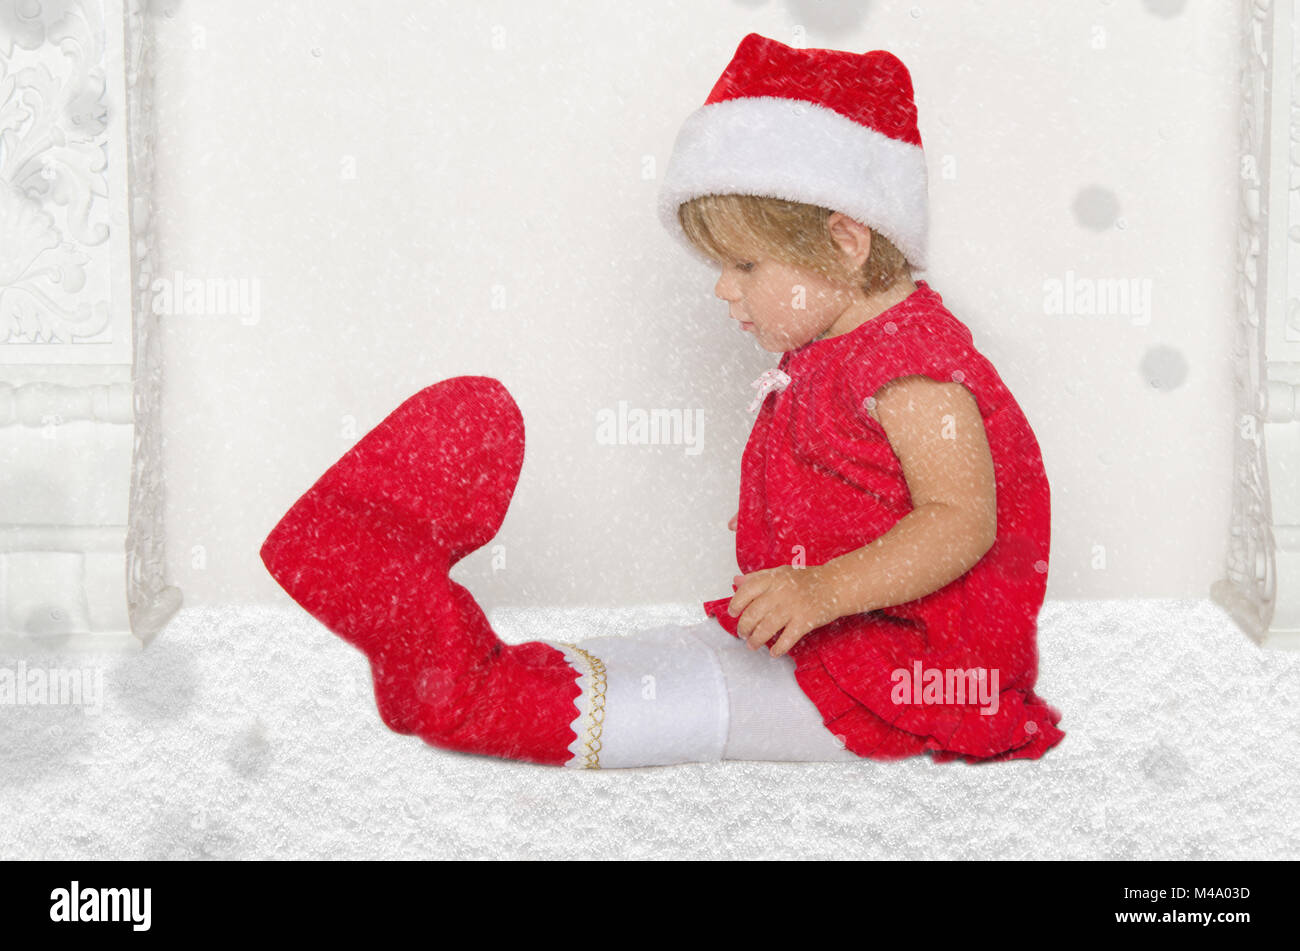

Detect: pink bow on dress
[747,367,792,412]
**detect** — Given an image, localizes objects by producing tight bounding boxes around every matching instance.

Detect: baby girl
[260,33,1064,768]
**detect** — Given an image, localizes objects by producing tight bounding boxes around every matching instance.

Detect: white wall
[150,0,1239,608]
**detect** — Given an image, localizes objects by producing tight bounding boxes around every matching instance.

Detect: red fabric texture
[703,281,1065,764]
[702,33,922,148]
[259,376,582,767]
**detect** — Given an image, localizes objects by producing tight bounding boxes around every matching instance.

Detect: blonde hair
[676,194,912,296]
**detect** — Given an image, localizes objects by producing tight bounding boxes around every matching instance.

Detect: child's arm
[732,374,998,656]
[819,373,997,616]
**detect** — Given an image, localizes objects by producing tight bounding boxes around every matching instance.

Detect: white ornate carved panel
[1211,0,1300,648]
[0,0,178,649]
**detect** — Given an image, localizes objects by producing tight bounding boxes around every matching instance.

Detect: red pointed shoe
[260,375,586,767]
[365,566,587,766]
[259,375,526,660]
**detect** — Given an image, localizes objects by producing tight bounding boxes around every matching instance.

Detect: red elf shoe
[260,375,585,767]
[259,375,526,660]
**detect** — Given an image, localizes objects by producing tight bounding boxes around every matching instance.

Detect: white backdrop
[148,0,1238,609]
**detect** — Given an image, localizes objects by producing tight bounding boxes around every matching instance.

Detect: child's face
[712,253,859,353]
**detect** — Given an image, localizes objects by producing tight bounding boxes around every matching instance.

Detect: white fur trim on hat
[659,95,929,270]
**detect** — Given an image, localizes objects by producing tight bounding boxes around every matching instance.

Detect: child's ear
[828,214,873,269]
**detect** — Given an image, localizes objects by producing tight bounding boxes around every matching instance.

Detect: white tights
[546,618,862,769]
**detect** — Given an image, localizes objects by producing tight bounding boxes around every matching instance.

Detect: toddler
[260,33,1064,768]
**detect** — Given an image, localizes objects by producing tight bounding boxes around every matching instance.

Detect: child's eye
[735,261,755,272]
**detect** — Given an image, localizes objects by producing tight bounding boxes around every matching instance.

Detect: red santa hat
[659,32,929,271]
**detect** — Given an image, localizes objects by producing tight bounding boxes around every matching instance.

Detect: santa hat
[658,33,929,271]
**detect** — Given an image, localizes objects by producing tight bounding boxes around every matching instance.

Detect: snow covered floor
[3,598,1298,860]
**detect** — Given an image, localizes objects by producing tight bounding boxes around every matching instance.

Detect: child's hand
[728,512,738,532]
[727,565,839,657]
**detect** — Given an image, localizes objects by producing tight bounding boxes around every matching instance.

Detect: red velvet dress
[702,281,1065,763]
